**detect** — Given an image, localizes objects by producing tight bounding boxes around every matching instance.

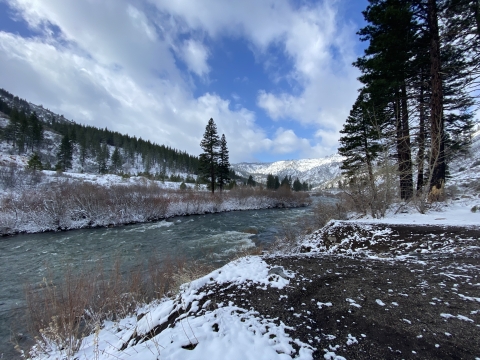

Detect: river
[0,204,317,359]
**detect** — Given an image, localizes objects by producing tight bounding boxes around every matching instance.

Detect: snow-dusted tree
[110,147,122,173]
[27,153,43,172]
[97,142,110,174]
[56,134,73,171]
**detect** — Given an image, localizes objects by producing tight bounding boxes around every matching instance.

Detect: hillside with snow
[0,90,198,178]
[232,154,344,188]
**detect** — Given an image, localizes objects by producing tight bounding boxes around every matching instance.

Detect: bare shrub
[0,163,20,189]
[312,201,348,229]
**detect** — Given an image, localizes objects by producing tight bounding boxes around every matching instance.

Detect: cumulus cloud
[179,39,210,77]
[270,128,311,155]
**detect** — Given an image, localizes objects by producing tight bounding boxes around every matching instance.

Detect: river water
[0,205,316,359]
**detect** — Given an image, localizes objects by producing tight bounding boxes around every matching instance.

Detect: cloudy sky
[0,0,368,163]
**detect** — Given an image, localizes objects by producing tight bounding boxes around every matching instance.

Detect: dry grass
[1,181,311,235]
[22,254,218,358]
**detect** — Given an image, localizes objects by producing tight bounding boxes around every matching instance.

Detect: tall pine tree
[199,118,220,194]
[217,134,230,192]
[56,134,73,171]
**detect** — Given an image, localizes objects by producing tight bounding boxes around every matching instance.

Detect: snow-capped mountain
[232,154,344,188]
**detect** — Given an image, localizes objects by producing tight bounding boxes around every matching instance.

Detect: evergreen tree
[18,110,29,153]
[280,175,291,189]
[29,112,44,150]
[27,153,43,172]
[4,108,21,148]
[216,134,230,191]
[56,134,73,171]
[355,0,416,200]
[266,174,275,189]
[293,178,302,192]
[111,147,122,173]
[198,118,220,194]
[338,94,383,180]
[302,181,309,191]
[274,176,280,190]
[247,175,256,187]
[96,142,110,174]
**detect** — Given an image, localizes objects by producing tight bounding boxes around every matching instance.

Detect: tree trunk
[400,83,413,200]
[210,163,215,194]
[416,72,426,194]
[395,86,413,201]
[428,0,446,200]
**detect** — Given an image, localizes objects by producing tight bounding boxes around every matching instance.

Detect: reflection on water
[0,203,320,358]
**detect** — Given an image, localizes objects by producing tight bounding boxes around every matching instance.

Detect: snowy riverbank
[0,172,309,236]
[24,196,480,360]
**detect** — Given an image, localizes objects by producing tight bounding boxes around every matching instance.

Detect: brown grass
[22,254,217,357]
[1,182,310,235]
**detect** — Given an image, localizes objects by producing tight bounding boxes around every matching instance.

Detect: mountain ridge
[232,154,344,188]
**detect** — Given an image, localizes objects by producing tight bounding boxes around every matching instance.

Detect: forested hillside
[0,88,199,177]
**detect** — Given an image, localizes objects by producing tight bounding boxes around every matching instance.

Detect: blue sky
[0,0,368,163]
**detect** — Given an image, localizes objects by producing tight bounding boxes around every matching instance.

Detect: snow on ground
[356,196,480,227]
[17,123,480,359]
[28,257,312,360]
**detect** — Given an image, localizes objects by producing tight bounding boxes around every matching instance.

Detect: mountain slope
[232,154,344,188]
[0,88,199,176]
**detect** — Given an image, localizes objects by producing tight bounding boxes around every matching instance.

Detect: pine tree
[293,178,302,191]
[274,176,280,190]
[29,112,43,151]
[3,108,21,147]
[355,0,416,200]
[111,147,122,173]
[247,175,256,187]
[97,142,110,174]
[217,134,230,191]
[198,118,220,194]
[27,153,43,172]
[56,134,73,171]
[280,175,291,189]
[338,94,383,180]
[302,181,309,191]
[266,174,275,189]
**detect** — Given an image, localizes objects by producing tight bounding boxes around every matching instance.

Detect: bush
[312,200,348,228]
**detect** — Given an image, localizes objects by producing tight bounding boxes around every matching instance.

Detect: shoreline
[27,221,479,360]
[0,199,310,238]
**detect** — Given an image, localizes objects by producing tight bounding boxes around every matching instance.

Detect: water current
[0,204,317,358]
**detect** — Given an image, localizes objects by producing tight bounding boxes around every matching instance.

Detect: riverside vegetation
[0,178,310,236]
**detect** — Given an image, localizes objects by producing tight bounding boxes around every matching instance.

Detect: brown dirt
[189,224,480,359]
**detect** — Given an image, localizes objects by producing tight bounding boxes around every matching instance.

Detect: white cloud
[0,0,363,162]
[270,128,311,155]
[150,0,361,153]
[179,39,210,77]
[0,30,264,162]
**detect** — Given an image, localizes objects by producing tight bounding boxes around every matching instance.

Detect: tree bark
[395,86,413,201]
[416,71,426,194]
[428,0,446,200]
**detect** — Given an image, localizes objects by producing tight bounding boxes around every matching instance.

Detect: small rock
[300,246,312,253]
[268,267,289,279]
